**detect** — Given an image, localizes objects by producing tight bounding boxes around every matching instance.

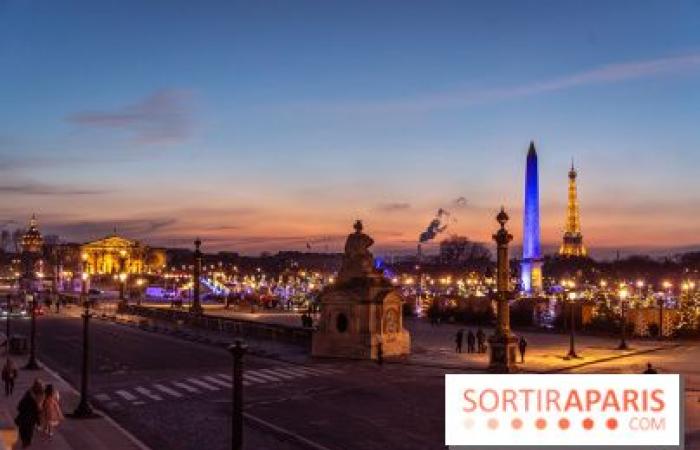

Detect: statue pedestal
[312,279,410,360]
[487,334,518,373]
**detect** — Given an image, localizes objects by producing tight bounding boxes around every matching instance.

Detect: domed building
[20,214,44,290]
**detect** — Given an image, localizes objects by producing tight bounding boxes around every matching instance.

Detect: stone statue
[337,220,376,283]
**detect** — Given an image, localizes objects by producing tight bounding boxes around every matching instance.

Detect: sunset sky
[1,1,699,257]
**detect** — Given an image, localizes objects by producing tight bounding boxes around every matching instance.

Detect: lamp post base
[70,401,99,419]
[190,304,203,315]
[23,359,39,370]
[563,351,581,360]
[617,341,630,350]
[487,334,519,373]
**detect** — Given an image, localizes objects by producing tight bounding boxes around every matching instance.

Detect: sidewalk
[0,354,147,450]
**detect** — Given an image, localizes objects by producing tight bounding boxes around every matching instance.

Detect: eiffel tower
[559,161,587,257]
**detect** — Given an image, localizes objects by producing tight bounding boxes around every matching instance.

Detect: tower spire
[560,160,586,257]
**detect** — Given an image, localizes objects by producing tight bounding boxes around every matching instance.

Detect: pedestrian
[15,379,44,448]
[41,384,63,439]
[518,336,528,363]
[467,330,476,353]
[2,358,17,396]
[643,362,658,374]
[476,328,486,353]
[455,329,463,353]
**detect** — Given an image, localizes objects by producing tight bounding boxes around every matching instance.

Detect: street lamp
[71,298,97,418]
[24,293,39,370]
[118,272,128,306]
[617,288,630,350]
[136,278,145,306]
[564,290,580,360]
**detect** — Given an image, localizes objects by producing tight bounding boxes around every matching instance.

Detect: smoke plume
[419,208,450,243]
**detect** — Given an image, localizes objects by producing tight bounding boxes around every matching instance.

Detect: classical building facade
[80,233,166,275]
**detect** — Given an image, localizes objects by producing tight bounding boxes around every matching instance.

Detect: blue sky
[0,0,699,256]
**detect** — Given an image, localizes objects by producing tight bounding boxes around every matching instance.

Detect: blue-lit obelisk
[521,141,543,294]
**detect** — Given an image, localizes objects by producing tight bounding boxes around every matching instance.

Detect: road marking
[203,376,231,388]
[259,368,296,380]
[243,373,269,384]
[274,367,311,377]
[296,366,339,376]
[94,393,112,402]
[246,370,282,382]
[186,378,219,391]
[153,383,183,398]
[217,373,252,387]
[135,386,163,401]
[116,390,137,401]
[172,381,200,393]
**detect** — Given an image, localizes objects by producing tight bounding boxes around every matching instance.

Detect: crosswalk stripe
[258,368,296,380]
[275,367,312,377]
[243,373,268,384]
[217,373,232,382]
[153,384,183,398]
[296,366,338,376]
[116,390,137,401]
[187,378,220,391]
[217,373,252,387]
[271,367,308,378]
[94,393,111,402]
[246,370,282,382]
[135,387,163,401]
[172,381,200,393]
[203,376,231,388]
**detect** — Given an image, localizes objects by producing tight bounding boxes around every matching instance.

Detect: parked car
[88,288,103,296]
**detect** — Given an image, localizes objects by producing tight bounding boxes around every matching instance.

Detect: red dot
[488,418,499,430]
[606,418,618,430]
[511,418,523,430]
[558,418,570,430]
[583,418,594,430]
[535,418,547,430]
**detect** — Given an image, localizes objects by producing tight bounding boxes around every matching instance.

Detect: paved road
[12,314,448,450]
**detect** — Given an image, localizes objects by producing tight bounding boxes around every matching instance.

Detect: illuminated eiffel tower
[559,161,587,257]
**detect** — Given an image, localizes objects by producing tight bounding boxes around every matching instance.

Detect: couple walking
[15,378,64,447]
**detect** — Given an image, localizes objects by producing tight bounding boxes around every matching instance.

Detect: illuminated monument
[521,141,543,294]
[559,162,587,257]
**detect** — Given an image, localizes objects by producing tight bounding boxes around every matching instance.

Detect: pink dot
[535,418,547,430]
[511,418,523,430]
[488,418,499,430]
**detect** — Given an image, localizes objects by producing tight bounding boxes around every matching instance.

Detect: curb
[244,412,333,450]
[38,360,152,450]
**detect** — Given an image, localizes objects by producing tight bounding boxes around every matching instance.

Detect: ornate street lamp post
[5,294,11,355]
[24,293,39,370]
[190,238,203,315]
[617,288,630,350]
[118,250,128,308]
[71,298,97,418]
[564,289,580,360]
[487,208,518,373]
[228,340,247,450]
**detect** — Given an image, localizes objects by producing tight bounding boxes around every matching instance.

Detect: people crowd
[453,329,528,363]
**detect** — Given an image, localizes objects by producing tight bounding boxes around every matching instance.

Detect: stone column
[488,208,518,373]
